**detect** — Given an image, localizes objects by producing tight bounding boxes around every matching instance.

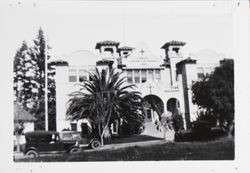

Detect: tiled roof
[96,59,114,66]
[14,103,36,122]
[50,60,68,66]
[161,40,186,49]
[118,46,134,51]
[176,57,197,67]
[95,40,120,49]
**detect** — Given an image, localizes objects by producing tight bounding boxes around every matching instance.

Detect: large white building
[54,40,222,136]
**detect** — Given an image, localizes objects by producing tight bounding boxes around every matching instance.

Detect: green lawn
[16,137,234,162]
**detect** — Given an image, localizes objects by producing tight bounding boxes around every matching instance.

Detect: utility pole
[44,30,49,131]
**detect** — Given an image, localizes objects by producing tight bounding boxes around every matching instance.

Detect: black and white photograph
[0,0,250,172]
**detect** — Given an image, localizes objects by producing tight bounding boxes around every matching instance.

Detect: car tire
[90,140,101,149]
[69,147,80,154]
[26,150,39,158]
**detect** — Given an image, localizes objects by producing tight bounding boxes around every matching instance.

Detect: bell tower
[95,40,120,59]
[161,40,186,86]
[95,40,120,72]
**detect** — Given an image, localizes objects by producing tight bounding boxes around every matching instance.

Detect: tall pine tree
[29,28,56,130]
[29,28,46,130]
[13,28,57,131]
[13,41,36,110]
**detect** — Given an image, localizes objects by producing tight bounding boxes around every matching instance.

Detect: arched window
[167,98,180,114]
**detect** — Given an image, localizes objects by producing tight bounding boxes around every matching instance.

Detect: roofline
[176,57,197,67]
[161,41,186,49]
[25,131,59,136]
[96,59,114,66]
[118,47,134,51]
[95,41,120,49]
[50,60,69,66]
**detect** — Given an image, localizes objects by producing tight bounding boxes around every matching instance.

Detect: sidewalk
[13,152,26,160]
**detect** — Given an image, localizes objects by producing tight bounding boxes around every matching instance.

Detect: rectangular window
[69,66,77,82]
[134,70,140,83]
[148,69,154,81]
[155,69,161,82]
[197,67,204,80]
[147,109,151,119]
[127,70,133,83]
[141,70,147,83]
[71,123,77,131]
[79,67,88,82]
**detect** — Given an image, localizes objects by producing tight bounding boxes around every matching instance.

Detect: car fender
[66,145,79,153]
[24,147,39,154]
[89,138,99,144]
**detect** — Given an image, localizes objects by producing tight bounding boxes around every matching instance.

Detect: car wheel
[69,147,80,154]
[91,140,101,149]
[26,150,39,158]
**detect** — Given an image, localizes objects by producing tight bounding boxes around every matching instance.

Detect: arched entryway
[167,97,180,115]
[142,95,164,123]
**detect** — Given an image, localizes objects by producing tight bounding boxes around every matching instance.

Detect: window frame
[127,70,133,83]
[134,70,140,83]
[68,66,77,82]
[141,69,147,83]
[155,69,161,82]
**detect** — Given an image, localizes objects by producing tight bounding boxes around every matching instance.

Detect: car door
[38,134,63,154]
[47,134,64,153]
[37,134,51,153]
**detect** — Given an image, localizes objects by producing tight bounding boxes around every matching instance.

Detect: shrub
[171,113,184,132]
[175,121,227,142]
[195,111,218,127]
[120,121,144,136]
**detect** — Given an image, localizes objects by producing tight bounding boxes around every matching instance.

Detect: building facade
[54,40,222,136]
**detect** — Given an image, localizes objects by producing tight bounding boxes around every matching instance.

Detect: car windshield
[61,133,73,140]
[60,132,81,140]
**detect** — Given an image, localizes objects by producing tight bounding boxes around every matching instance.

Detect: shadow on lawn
[15,137,234,162]
[105,135,162,145]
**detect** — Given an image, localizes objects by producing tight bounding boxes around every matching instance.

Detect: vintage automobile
[23,131,81,157]
[59,131,101,149]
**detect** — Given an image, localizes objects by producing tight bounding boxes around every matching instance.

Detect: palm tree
[66,68,144,146]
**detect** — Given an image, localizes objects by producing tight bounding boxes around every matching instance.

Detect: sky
[0,1,233,62]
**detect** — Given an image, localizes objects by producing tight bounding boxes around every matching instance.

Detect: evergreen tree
[48,62,57,130]
[13,28,57,130]
[28,28,57,130]
[13,41,36,110]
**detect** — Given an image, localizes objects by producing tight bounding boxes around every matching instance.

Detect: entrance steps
[142,122,175,141]
[142,122,164,138]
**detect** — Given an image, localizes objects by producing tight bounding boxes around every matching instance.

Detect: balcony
[134,82,179,93]
[164,86,179,92]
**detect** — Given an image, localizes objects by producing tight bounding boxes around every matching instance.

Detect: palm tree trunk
[163,127,167,141]
[100,110,112,146]
[100,135,104,146]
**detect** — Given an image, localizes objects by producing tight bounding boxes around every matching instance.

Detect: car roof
[61,131,80,133]
[25,131,59,136]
